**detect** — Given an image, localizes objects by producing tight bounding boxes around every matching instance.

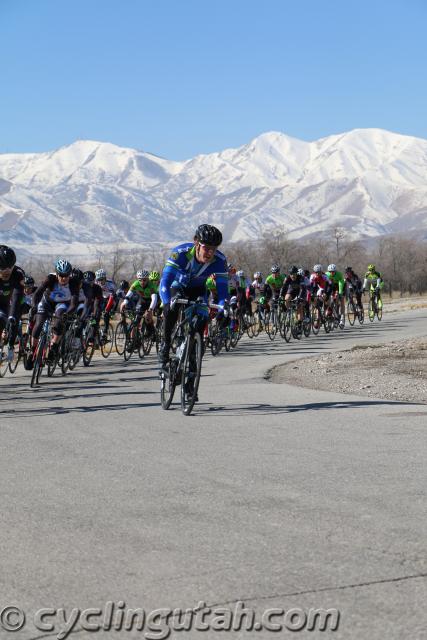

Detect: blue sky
[1,0,426,158]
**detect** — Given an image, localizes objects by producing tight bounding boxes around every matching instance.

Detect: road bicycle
[368,289,383,322]
[347,288,364,326]
[160,296,207,416]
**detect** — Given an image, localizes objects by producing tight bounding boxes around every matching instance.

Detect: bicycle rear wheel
[181,332,202,416]
[358,305,365,324]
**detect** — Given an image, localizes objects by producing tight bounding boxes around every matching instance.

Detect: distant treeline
[21,228,427,297]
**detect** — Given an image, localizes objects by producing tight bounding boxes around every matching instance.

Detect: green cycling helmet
[149,270,160,280]
[259,296,266,305]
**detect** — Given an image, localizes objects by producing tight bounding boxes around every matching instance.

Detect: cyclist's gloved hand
[217,301,229,318]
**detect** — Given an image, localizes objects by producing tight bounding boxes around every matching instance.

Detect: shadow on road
[204,399,418,416]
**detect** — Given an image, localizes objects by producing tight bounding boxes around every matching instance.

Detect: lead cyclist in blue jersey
[158,224,228,368]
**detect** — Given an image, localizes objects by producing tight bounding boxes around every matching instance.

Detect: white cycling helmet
[237,270,244,278]
[254,271,262,279]
[95,268,106,280]
[137,269,149,279]
[297,268,304,276]
[313,264,322,273]
[328,263,337,272]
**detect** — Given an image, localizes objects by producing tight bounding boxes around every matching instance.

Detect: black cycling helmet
[24,275,35,286]
[0,245,16,269]
[346,266,353,272]
[194,224,223,247]
[290,265,298,275]
[83,270,95,282]
[119,280,129,289]
[71,268,84,282]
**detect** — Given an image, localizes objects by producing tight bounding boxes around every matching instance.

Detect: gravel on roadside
[268,337,427,404]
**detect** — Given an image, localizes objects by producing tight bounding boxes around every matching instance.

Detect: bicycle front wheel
[347,301,356,326]
[181,332,203,416]
[101,323,114,358]
[114,321,127,356]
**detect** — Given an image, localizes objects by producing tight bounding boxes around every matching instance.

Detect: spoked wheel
[8,335,21,374]
[68,337,82,370]
[252,311,261,337]
[278,309,286,339]
[291,311,302,340]
[283,310,292,343]
[100,323,114,358]
[141,323,155,356]
[245,314,254,338]
[181,332,202,416]
[0,340,9,378]
[266,312,277,341]
[82,325,95,367]
[347,301,356,326]
[358,305,365,325]
[31,336,46,387]
[60,336,71,376]
[303,316,311,338]
[230,325,239,348]
[160,356,178,410]
[114,321,127,356]
[311,307,320,335]
[377,303,383,321]
[124,332,135,361]
[210,323,223,356]
[22,333,33,371]
[368,300,375,322]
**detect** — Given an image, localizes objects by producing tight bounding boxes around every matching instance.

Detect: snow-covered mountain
[1,128,427,255]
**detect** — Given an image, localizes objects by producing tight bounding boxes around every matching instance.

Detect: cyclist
[95,268,116,334]
[21,275,37,316]
[30,259,80,365]
[149,271,162,317]
[0,245,25,363]
[114,280,130,311]
[265,265,285,303]
[77,271,104,346]
[345,266,363,311]
[310,264,333,316]
[326,263,346,328]
[158,224,228,376]
[120,269,157,334]
[363,264,383,310]
[280,266,307,325]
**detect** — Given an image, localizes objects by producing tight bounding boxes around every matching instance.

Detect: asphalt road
[0,309,426,640]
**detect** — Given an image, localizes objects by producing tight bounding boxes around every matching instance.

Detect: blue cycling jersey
[160,242,228,305]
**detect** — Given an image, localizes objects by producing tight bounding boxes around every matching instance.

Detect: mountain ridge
[1,127,426,255]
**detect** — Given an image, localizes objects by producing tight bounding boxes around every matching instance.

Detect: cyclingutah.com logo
[0,601,340,638]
